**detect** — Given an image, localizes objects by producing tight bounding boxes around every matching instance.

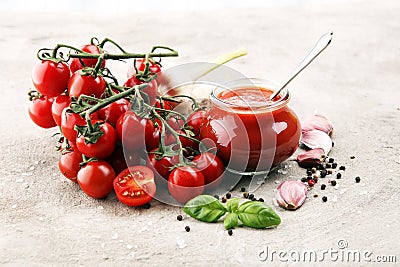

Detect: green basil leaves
[183,195,281,230]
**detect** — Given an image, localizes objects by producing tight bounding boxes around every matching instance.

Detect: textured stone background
[0,0,399,266]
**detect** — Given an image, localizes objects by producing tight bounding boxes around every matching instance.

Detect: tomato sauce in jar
[200,79,301,174]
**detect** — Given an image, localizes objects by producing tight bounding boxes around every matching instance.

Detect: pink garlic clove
[276,181,308,210]
[297,148,325,168]
[301,114,334,136]
[301,130,333,154]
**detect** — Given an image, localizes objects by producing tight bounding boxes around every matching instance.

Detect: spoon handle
[269,31,333,100]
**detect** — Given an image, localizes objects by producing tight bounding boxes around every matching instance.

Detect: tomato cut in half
[113,166,156,207]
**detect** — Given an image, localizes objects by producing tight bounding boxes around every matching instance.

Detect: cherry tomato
[166,115,184,131]
[70,44,105,73]
[124,77,157,106]
[68,72,106,99]
[146,149,179,180]
[116,111,154,151]
[77,161,115,199]
[113,166,156,207]
[177,130,198,152]
[168,166,205,204]
[193,152,224,188]
[51,94,71,126]
[127,58,161,77]
[187,110,207,136]
[28,95,56,128]
[76,121,116,159]
[58,148,82,182]
[32,60,70,97]
[98,98,130,126]
[145,124,161,152]
[106,147,141,174]
[60,108,98,143]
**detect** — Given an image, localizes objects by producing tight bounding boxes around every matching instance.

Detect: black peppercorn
[320,170,327,178]
[339,165,346,171]
[221,197,227,203]
[301,177,308,183]
[336,173,342,179]
[313,194,319,198]
[141,203,151,209]
[321,184,326,190]
[240,187,246,192]
[306,170,312,176]
[226,192,232,199]
[350,156,355,159]
[185,226,190,232]
[214,194,219,200]
[258,198,264,202]
[248,194,254,200]
[177,215,183,221]
[332,163,338,169]
[331,180,337,186]
[322,196,328,202]
[328,158,334,163]
[326,163,332,168]
[307,176,312,180]
[355,176,361,183]
[228,229,233,236]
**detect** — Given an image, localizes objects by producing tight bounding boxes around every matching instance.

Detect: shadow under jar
[200,78,301,175]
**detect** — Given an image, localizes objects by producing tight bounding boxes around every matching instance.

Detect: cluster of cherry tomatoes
[28,40,225,206]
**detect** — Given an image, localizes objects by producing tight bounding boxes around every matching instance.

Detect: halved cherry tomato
[186,110,207,136]
[77,161,115,199]
[60,108,98,143]
[58,148,82,182]
[32,60,70,97]
[51,94,71,126]
[113,166,156,207]
[127,58,161,78]
[116,111,154,151]
[168,166,205,204]
[28,95,56,128]
[193,152,224,188]
[146,149,179,180]
[68,72,106,99]
[76,120,116,159]
[124,77,157,106]
[70,44,105,73]
[98,98,130,126]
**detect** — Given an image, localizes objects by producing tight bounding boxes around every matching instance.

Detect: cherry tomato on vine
[166,115,184,131]
[76,120,116,159]
[177,130,198,152]
[70,44,105,73]
[113,166,156,207]
[127,58,161,78]
[193,152,224,188]
[186,110,207,136]
[98,98,130,126]
[116,111,154,151]
[32,60,70,97]
[60,108,98,143]
[124,77,157,106]
[68,72,106,99]
[28,95,56,128]
[145,124,162,152]
[106,147,142,175]
[51,94,71,126]
[58,148,82,182]
[168,166,205,204]
[146,149,179,180]
[77,161,115,199]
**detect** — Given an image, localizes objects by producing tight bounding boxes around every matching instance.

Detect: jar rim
[210,78,290,112]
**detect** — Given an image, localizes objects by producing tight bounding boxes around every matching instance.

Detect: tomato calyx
[75,120,105,145]
[27,90,43,101]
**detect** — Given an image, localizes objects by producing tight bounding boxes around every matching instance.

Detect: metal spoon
[269,31,333,100]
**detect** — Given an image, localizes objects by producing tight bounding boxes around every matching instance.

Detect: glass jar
[200,78,301,175]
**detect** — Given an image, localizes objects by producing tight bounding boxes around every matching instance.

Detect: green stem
[99,37,127,53]
[91,53,105,77]
[69,50,178,59]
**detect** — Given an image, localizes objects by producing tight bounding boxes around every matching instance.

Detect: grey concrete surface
[0,0,399,266]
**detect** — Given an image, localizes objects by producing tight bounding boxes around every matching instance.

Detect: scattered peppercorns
[350,156,355,159]
[177,215,183,221]
[321,184,326,190]
[336,173,342,179]
[332,163,338,169]
[331,180,337,186]
[248,194,254,200]
[226,192,232,199]
[355,176,361,183]
[221,197,227,203]
[311,167,317,173]
[326,163,332,168]
[258,198,264,202]
[320,170,327,178]
[228,229,233,236]
[339,165,346,171]
[322,196,328,202]
[328,158,334,163]
[185,226,190,232]
[240,187,246,192]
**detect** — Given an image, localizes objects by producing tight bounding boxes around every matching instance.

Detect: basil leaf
[226,198,240,213]
[237,201,281,229]
[183,195,227,223]
[224,213,238,230]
